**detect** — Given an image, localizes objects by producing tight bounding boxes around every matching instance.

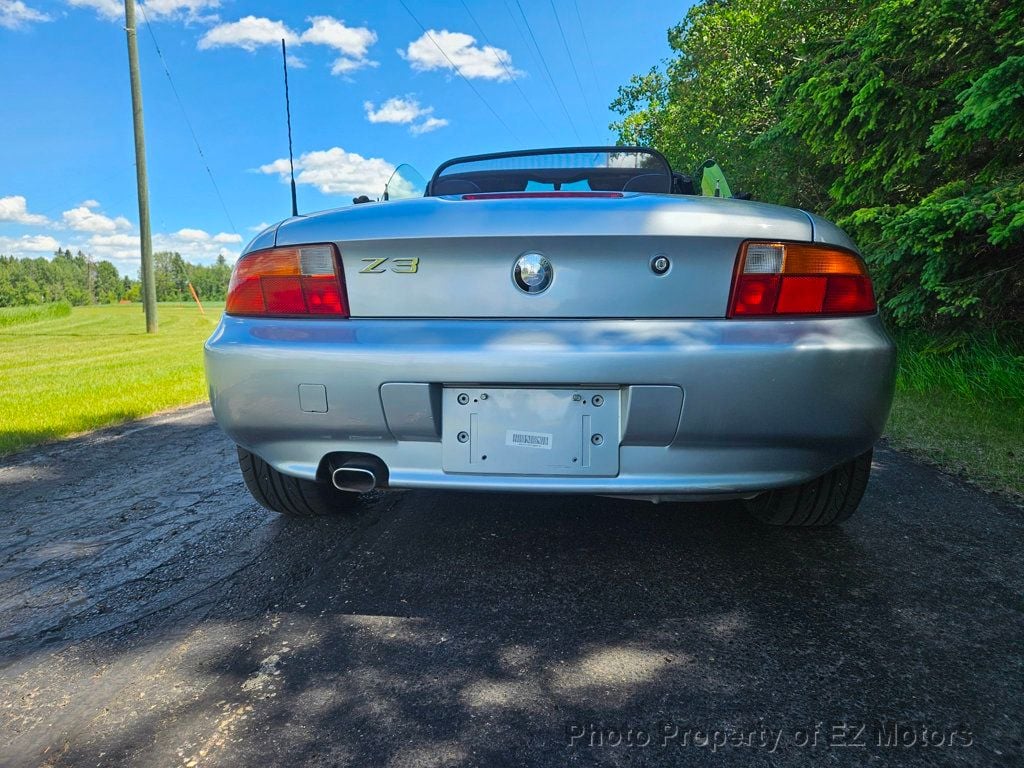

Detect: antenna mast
[281,39,298,217]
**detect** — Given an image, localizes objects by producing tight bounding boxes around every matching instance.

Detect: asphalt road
[0,405,1020,767]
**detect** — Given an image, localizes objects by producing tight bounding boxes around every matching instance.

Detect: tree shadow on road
[0,415,1020,767]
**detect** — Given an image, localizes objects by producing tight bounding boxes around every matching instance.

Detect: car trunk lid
[273,194,813,319]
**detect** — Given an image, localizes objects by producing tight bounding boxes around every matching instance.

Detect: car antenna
[281,38,299,217]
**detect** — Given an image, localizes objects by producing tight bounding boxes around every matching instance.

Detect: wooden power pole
[124,0,158,333]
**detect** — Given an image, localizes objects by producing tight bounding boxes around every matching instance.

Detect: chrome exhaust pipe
[326,454,387,493]
[331,466,377,493]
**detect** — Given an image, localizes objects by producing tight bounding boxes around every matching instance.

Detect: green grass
[886,330,1024,497]
[0,303,221,456]
[0,302,72,328]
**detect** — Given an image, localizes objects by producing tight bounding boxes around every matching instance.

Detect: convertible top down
[205,147,895,527]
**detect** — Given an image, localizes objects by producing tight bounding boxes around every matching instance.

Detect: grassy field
[0,302,71,328]
[886,331,1024,497]
[0,303,220,456]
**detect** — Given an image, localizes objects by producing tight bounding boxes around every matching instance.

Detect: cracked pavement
[0,405,1020,766]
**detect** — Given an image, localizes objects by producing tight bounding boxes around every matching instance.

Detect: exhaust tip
[331,466,377,493]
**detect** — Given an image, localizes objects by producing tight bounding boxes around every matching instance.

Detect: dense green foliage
[154,251,233,303]
[0,302,72,328]
[0,250,134,307]
[0,249,232,307]
[612,0,1023,327]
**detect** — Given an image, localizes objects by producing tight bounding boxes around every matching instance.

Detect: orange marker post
[187,282,206,316]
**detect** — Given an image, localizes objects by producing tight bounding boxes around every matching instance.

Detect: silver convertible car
[205,147,895,527]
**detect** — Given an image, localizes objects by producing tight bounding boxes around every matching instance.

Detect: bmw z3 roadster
[205,147,896,526]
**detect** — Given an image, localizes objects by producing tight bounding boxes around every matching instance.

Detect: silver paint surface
[273,194,815,319]
[205,315,895,494]
[207,193,896,495]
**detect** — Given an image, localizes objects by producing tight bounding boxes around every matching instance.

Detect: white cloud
[410,116,449,135]
[286,54,306,70]
[62,204,132,234]
[199,15,377,74]
[0,227,242,270]
[174,227,210,240]
[153,229,240,260]
[258,147,395,198]
[141,0,219,22]
[67,0,219,22]
[300,15,375,55]
[65,0,120,20]
[0,234,59,253]
[401,30,521,81]
[364,97,448,135]
[0,0,50,28]
[198,15,297,51]
[364,97,431,125]
[0,195,49,225]
[88,233,139,248]
[80,228,240,267]
[0,193,245,270]
[330,56,377,76]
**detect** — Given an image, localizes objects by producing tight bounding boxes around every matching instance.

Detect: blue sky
[0,0,683,273]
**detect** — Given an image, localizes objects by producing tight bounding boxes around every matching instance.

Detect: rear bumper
[204,315,895,495]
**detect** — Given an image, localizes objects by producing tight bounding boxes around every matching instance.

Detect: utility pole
[124,0,158,333]
[85,253,95,304]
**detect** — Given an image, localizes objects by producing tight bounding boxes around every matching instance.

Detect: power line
[548,0,599,136]
[458,0,556,142]
[501,0,545,74]
[397,0,520,143]
[512,0,582,142]
[572,0,604,137]
[137,2,237,234]
[500,0,564,136]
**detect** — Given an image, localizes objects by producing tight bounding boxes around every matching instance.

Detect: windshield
[384,163,427,200]
[428,147,672,196]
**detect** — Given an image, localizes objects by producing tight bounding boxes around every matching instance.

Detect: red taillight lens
[226,244,349,317]
[732,274,780,315]
[727,241,876,317]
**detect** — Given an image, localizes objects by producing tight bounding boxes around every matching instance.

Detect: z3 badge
[360,257,419,274]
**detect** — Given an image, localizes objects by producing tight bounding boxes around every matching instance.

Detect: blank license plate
[441,387,620,476]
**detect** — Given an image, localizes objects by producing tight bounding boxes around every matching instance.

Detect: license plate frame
[441,387,620,476]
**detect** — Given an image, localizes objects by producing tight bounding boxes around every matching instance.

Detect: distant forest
[0,249,232,307]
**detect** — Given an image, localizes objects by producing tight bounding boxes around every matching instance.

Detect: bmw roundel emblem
[512,252,553,294]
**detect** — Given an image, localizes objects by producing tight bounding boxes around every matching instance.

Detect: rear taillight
[226,244,349,317]
[727,241,876,317]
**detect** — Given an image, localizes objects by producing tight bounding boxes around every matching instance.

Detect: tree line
[612,0,1022,328]
[0,249,233,308]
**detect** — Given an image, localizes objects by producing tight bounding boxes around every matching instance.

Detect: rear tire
[745,449,873,527]
[237,447,359,517]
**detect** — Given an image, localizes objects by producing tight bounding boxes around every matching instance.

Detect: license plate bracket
[441,387,620,476]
